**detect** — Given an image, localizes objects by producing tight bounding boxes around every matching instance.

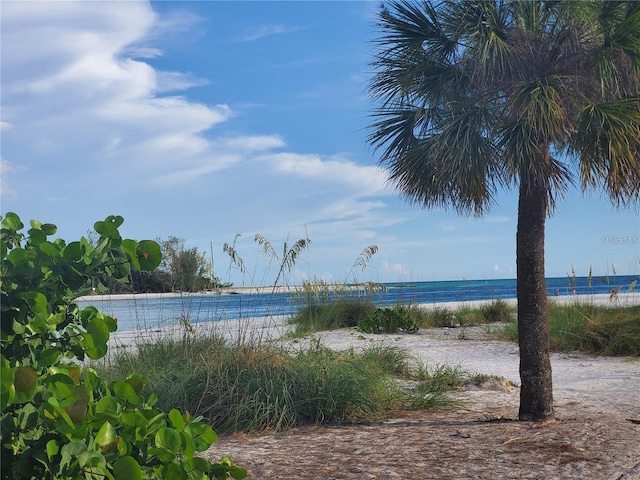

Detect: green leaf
[39,348,60,367]
[0,356,16,409]
[180,431,196,460]
[137,240,162,271]
[112,380,139,404]
[186,421,217,451]
[121,239,140,270]
[95,396,119,415]
[125,374,146,396]
[13,365,37,403]
[60,441,87,470]
[2,212,24,231]
[63,241,84,262]
[8,247,28,265]
[82,316,111,359]
[147,446,176,463]
[40,223,57,235]
[77,450,105,468]
[168,409,185,431]
[39,241,60,258]
[156,427,182,453]
[160,462,186,480]
[94,216,123,240]
[121,412,147,430]
[95,421,117,453]
[46,439,59,461]
[113,456,143,480]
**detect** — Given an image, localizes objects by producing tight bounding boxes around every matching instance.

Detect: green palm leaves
[368,0,640,213]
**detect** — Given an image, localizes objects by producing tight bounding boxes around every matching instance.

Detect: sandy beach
[98,293,640,479]
[200,295,639,480]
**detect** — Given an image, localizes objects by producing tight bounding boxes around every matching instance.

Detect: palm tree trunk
[516,180,554,421]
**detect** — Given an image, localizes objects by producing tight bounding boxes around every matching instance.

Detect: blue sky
[1,1,638,286]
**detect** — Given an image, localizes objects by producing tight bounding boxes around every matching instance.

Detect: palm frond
[369,0,640,216]
[573,98,640,206]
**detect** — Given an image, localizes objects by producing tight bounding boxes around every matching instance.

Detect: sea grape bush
[358,306,419,334]
[0,213,246,480]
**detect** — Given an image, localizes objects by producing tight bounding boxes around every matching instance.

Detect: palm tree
[368,0,640,421]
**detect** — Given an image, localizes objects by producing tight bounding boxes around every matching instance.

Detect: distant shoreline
[77,290,639,307]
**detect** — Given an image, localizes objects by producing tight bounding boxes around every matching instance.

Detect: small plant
[424,307,458,328]
[480,299,514,323]
[288,299,376,336]
[358,306,419,334]
[0,213,245,480]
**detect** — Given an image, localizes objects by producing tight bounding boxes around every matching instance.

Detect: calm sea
[78,275,638,332]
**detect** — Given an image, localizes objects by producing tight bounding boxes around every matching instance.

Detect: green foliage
[158,237,228,292]
[499,303,640,356]
[358,305,419,334]
[422,307,458,328]
[99,335,409,433]
[289,299,376,336]
[0,213,245,480]
[479,299,515,323]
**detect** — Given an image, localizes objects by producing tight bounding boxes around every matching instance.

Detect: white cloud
[258,152,388,194]
[221,135,285,152]
[0,1,415,283]
[155,71,210,93]
[485,216,511,223]
[1,3,238,192]
[0,158,17,199]
[237,24,298,42]
[381,260,410,280]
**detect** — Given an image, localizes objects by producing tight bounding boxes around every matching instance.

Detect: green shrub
[358,305,419,334]
[480,299,514,323]
[289,299,375,336]
[423,307,458,328]
[0,213,245,480]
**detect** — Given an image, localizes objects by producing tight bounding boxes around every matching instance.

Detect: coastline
[100,292,639,349]
[78,290,639,306]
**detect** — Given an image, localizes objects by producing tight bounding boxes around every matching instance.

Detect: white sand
[101,293,640,420]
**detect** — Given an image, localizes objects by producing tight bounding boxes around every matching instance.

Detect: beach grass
[287,298,516,335]
[288,298,376,336]
[96,332,471,434]
[498,302,640,356]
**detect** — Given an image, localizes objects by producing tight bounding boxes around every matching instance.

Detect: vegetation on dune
[97,333,477,434]
[500,303,640,356]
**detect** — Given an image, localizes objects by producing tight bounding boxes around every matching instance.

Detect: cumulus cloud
[258,152,388,195]
[381,260,410,280]
[0,0,411,282]
[1,1,239,191]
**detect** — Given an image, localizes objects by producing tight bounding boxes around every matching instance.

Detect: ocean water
[78,275,638,332]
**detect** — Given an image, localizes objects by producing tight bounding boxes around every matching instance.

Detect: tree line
[98,236,230,294]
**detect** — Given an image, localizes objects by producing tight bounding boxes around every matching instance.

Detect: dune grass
[289,298,376,336]
[499,302,640,356]
[96,332,473,434]
[288,297,515,335]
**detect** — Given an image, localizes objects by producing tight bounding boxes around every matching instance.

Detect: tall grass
[96,332,471,434]
[499,303,640,355]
